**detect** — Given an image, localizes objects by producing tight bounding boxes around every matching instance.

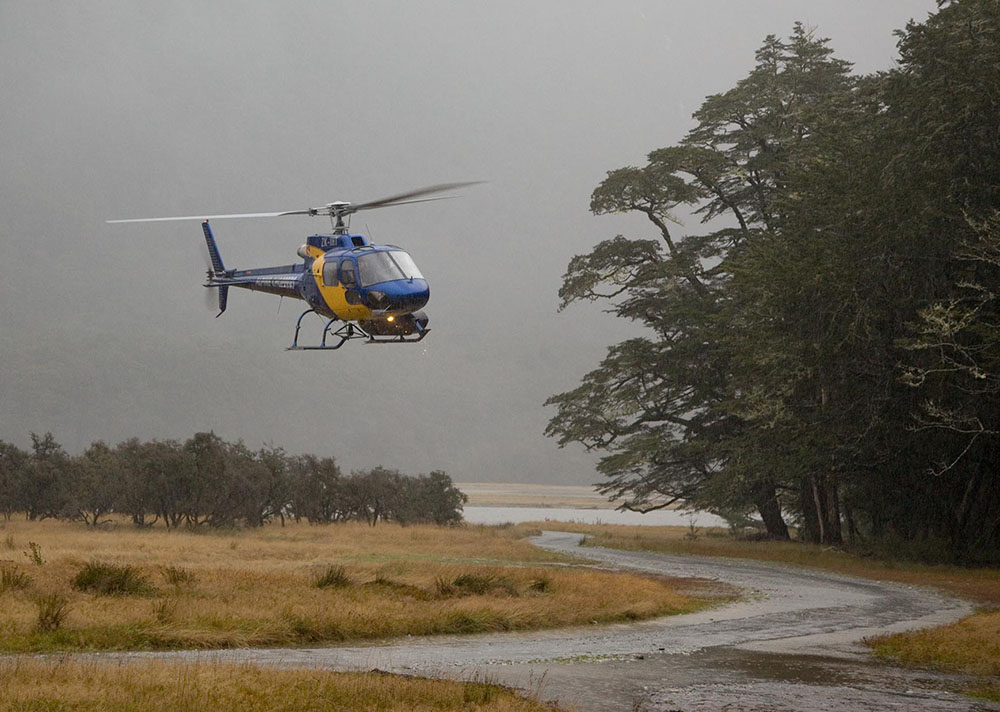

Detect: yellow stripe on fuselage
[311,252,371,321]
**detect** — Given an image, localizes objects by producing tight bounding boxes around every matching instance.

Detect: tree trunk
[798,476,820,543]
[754,481,789,539]
[844,499,858,544]
[811,474,827,544]
[824,475,843,545]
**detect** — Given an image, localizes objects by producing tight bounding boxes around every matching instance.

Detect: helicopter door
[340,259,363,305]
[322,259,338,287]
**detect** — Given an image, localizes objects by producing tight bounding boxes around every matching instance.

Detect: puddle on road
[630,648,992,712]
[473,648,996,712]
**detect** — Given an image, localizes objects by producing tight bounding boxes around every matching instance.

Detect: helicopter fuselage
[206,227,430,326]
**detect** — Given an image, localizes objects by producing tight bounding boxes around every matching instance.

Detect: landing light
[387,315,395,322]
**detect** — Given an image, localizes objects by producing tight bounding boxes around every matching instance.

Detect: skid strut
[287,309,430,350]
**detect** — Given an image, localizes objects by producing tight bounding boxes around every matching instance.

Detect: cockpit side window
[340,259,357,287]
[322,260,338,287]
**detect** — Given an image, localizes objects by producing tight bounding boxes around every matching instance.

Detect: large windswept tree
[547,24,854,539]
[548,3,1000,558]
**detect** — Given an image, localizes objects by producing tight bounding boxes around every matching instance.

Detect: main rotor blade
[350,181,485,213]
[107,212,292,224]
[106,182,484,224]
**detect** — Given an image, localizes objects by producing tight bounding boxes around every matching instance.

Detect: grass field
[0,518,714,653]
[0,657,560,712]
[521,521,1000,698]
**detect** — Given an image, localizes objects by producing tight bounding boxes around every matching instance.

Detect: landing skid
[287,309,430,351]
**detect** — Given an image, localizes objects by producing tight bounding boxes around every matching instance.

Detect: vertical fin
[202,220,226,274]
[216,285,229,318]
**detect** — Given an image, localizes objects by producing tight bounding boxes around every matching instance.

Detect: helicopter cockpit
[356,250,424,287]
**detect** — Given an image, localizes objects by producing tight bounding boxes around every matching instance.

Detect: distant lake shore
[456,483,727,527]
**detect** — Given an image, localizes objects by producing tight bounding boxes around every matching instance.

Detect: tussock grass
[0,657,560,712]
[453,572,520,597]
[34,593,70,632]
[161,565,195,587]
[869,610,1000,677]
[0,565,31,592]
[0,518,708,652]
[73,561,156,597]
[314,564,351,589]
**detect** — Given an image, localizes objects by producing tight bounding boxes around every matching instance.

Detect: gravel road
[121,531,995,711]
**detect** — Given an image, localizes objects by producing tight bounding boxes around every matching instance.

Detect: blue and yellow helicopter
[108,183,479,350]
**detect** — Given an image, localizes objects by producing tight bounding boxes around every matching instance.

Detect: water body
[463,505,729,528]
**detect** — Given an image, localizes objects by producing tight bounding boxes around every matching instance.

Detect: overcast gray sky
[0,1,937,484]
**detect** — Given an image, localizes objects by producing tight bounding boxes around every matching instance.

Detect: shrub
[527,576,551,593]
[315,565,351,589]
[434,575,456,597]
[36,594,70,632]
[363,573,433,600]
[0,566,32,593]
[451,572,519,597]
[161,565,196,587]
[24,542,43,566]
[72,561,155,596]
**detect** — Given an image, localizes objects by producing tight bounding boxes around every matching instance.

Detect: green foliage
[72,561,155,597]
[0,431,466,532]
[548,5,1000,561]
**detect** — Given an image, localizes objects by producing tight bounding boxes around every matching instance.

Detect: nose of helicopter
[366,279,429,313]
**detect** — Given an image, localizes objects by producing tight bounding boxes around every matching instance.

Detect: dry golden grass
[0,518,705,652]
[0,657,560,712]
[869,610,1000,677]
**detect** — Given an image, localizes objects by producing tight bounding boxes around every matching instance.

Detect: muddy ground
[121,531,997,711]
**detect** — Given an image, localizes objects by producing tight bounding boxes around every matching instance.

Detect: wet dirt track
[126,531,996,711]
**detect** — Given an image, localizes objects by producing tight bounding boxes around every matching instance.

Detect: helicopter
[108,182,480,350]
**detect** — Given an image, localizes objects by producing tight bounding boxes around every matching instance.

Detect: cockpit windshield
[357,250,424,287]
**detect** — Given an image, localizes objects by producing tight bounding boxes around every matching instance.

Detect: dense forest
[0,432,466,528]
[547,0,1000,561]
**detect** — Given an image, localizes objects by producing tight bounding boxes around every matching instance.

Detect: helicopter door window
[322,261,338,287]
[340,260,357,287]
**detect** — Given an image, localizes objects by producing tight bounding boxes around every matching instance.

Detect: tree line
[0,432,466,528]
[547,0,1000,561]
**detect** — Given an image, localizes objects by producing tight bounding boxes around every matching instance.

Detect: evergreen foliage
[0,433,466,530]
[547,1,1000,561]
